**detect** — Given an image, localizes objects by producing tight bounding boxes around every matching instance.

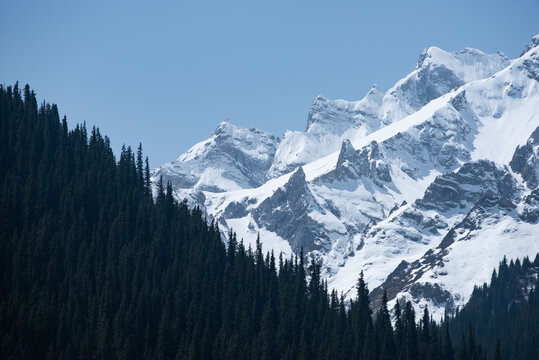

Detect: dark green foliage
[0,84,535,359]
[445,255,539,360]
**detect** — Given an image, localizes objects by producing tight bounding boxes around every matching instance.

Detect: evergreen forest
[1,84,537,359]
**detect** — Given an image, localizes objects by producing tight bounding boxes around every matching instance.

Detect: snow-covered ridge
[153,120,278,193]
[306,84,383,136]
[154,34,539,319]
[379,46,509,126]
[416,46,509,83]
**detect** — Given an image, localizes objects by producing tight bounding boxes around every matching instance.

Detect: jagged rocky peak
[518,35,539,82]
[327,139,361,182]
[306,84,383,136]
[363,83,384,103]
[336,139,357,167]
[286,166,307,189]
[210,119,276,147]
[152,119,278,193]
[521,34,539,56]
[510,126,539,188]
[268,85,384,179]
[380,45,509,126]
[253,167,326,253]
[322,139,390,186]
[415,46,509,82]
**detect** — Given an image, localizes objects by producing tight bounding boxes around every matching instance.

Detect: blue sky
[1,0,538,167]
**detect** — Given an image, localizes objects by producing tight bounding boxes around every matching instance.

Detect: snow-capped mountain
[153,120,278,194]
[153,35,539,319]
[267,85,384,178]
[379,46,509,126]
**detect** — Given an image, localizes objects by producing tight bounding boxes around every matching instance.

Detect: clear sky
[1,0,538,167]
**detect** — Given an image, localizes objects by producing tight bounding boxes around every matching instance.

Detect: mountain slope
[369,143,539,319]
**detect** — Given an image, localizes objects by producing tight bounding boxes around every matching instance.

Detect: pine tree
[443,322,455,360]
[375,290,396,360]
[494,339,501,360]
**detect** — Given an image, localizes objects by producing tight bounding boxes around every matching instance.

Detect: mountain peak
[213,119,275,141]
[336,139,356,167]
[416,46,507,77]
[415,46,443,69]
[313,95,328,102]
[214,118,235,133]
[368,83,380,92]
[460,47,486,54]
[363,84,384,105]
[289,166,306,185]
[521,34,539,56]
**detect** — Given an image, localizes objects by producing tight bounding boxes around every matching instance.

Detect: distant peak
[416,47,442,69]
[215,119,233,132]
[416,45,507,70]
[460,47,484,54]
[314,94,328,102]
[367,84,382,94]
[337,139,357,167]
[213,119,276,142]
[364,84,383,101]
[287,166,307,187]
[416,46,456,69]
[214,119,253,137]
[497,51,508,59]
[337,139,356,158]
[521,34,539,56]
[218,118,231,126]
[340,138,354,151]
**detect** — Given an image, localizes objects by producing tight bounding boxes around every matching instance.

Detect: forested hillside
[445,255,539,360]
[1,84,536,359]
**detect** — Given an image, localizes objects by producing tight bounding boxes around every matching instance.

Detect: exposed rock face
[319,139,391,186]
[252,168,329,253]
[418,160,518,213]
[268,85,384,179]
[521,34,539,56]
[521,189,539,223]
[510,126,539,188]
[519,42,539,81]
[223,201,249,219]
[379,47,509,126]
[388,62,464,119]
